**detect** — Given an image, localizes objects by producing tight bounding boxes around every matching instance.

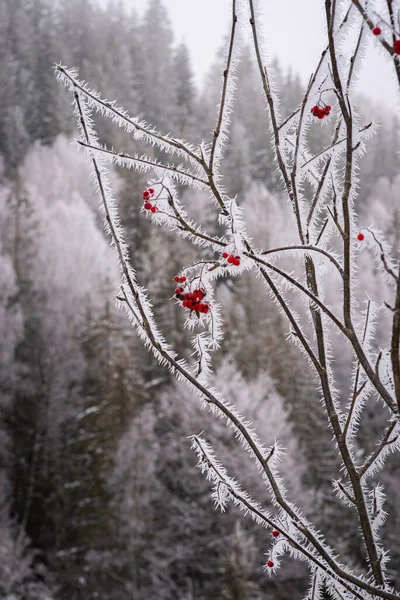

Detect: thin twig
[260,244,343,276]
[358,420,399,478]
[209,0,238,174]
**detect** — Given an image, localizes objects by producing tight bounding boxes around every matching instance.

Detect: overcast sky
[131,0,398,111]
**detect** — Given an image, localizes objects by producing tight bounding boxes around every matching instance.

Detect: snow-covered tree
[112,361,306,598]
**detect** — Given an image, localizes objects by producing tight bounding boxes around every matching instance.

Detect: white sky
[130,0,399,111]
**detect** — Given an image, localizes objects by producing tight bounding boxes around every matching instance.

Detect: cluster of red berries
[357,232,364,241]
[222,252,241,266]
[173,276,210,315]
[311,104,331,119]
[142,187,158,213]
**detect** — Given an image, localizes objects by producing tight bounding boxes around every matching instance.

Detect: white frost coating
[302,570,325,600]
[361,420,400,481]
[378,348,396,397]
[344,300,381,442]
[191,333,213,385]
[368,483,388,536]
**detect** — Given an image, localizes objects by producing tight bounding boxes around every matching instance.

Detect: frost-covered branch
[57,65,204,168]
[77,140,209,187]
[56,0,400,596]
[191,436,398,600]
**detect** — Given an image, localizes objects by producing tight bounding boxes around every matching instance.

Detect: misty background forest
[1,0,400,598]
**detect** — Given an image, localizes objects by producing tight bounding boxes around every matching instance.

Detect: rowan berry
[151,206,158,213]
[227,255,234,264]
[148,187,155,195]
[144,202,152,210]
[173,276,180,282]
[357,233,364,241]
[272,530,280,538]
[267,560,274,568]
[372,26,381,35]
[222,252,229,258]
[394,40,400,54]
[143,190,150,200]
[233,258,240,266]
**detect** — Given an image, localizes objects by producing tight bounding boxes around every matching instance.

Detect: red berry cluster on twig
[372,26,381,35]
[311,104,331,120]
[222,252,241,266]
[142,187,158,213]
[173,277,209,315]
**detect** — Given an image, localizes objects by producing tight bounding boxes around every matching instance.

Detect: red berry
[151,206,158,213]
[148,187,155,195]
[272,530,280,538]
[233,258,240,266]
[174,276,180,282]
[394,40,400,54]
[144,202,152,210]
[357,232,364,241]
[372,27,381,35]
[227,255,234,264]
[143,191,150,200]
[222,252,229,258]
[267,560,274,568]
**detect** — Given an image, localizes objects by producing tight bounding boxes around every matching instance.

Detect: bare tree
[57,1,400,598]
